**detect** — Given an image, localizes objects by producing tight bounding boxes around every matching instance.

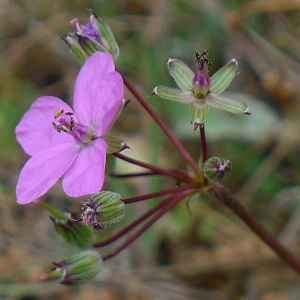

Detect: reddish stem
[94,190,188,248]
[113,152,191,183]
[102,191,191,261]
[121,74,202,177]
[200,124,208,163]
[123,182,199,204]
[211,182,300,274]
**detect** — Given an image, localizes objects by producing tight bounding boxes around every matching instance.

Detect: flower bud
[39,201,95,249]
[64,11,119,60]
[203,157,232,182]
[40,250,102,285]
[81,191,125,230]
[53,216,95,249]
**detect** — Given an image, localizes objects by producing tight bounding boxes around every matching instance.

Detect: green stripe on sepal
[167,58,194,91]
[210,59,238,94]
[152,86,194,103]
[63,37,88,61]
[81,191,125,230]
[92,12,119,58]
[54,219,95,249]
[207,93,250,114]
[78,35,107,56]
[190,103,210,125]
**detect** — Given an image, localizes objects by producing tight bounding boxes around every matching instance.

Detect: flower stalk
[121,74,203,179]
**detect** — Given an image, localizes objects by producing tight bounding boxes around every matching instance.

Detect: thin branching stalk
[102,190,192,261]
[122,182,200,204]
[93,189,194,249]
[121,74,202,178]
[210,182,300,274]
[113,152,192,183]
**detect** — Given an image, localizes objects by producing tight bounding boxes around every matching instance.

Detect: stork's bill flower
[15,52,125,205]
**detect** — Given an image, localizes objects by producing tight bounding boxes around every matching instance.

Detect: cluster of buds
[204,156,232,182]
[63,11,119,60]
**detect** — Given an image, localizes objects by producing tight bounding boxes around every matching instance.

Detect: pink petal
[16,141,78,205]
[93,71,124,135]
[62,138,107,197]
[16,96,74,156]
[73,52,117,124]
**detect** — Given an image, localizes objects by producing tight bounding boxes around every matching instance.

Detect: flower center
[52,109,96,145]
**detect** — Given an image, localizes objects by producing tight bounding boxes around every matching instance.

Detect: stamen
[54,109,64,118]
[195,50,212,70]
[51,109,95,144]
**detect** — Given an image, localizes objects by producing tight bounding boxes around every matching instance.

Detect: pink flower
[15,52,124,205]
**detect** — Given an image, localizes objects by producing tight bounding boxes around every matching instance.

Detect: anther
[195,50,212,70]
[54,109,64,118]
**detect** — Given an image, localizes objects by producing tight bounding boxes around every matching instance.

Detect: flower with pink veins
[15,52,124,205]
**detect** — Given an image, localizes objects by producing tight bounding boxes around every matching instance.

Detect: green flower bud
[81,191,125,230]
[203,157,232,182]
[40,250,102,286]
[39,201,95,249]
[65,11,119,60]
[53,216,95,249]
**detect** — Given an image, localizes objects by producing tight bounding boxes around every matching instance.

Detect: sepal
[104,135,129,154]
[207,93,250,115]
[210,59,238,94]
[152,86,194,103]
[167,58,194,91]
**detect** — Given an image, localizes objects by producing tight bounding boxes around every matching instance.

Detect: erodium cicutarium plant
[15,10,300,285]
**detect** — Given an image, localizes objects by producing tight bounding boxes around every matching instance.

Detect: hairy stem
[210,182,300,274]
[121,74,202,177]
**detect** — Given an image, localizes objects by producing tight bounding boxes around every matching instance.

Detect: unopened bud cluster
[203,157,232,182]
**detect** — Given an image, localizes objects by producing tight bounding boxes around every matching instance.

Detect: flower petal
[207,93,250,114]
[16,141,77,205]
[92,71,124,135]
[167,58,194,91]
[63,138,106,197]
[152,86,194,103]
[15,96,74,156]
[73,52,117,124]
[210,59,238,94]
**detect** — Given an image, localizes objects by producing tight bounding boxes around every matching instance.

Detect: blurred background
[1,0,300,299]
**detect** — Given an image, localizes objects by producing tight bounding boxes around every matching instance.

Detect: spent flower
[16,52,125,205]
[152,50,250,128]
[64,11,119,60]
